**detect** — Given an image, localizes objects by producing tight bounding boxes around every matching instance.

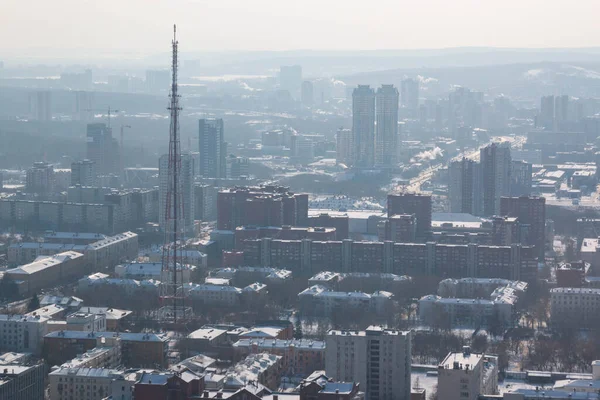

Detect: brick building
[387,194,432,241]
[217,186,308,230]
[43,331,169,368]
[500,196,546,259]
[306,213,350,240]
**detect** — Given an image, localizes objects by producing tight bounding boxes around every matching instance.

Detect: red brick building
[217,186,308,230]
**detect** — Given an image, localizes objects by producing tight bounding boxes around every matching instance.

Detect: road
[397,135,527,194]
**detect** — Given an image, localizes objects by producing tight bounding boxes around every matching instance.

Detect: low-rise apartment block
[187,284,243,307]
[550,287,600,328]
[232,338,325,376]
[48,367,123,400]
[5,251,85,296]
[298,285,393,316]
[241,239,538,281]
[114,261,195,283]
[437,278,528,298]
[0,314,49,355]
[43,331,169,368]
[227,353,283,391]
[419,291,517,328]
[8,231,138,271]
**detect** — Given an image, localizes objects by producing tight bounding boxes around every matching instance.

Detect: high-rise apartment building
[73,91,93,121]
[26,162,55,193]
[539,95,555,130]
[554,95,569,127]
[326,326,411,400]
[500,196,546,259]
[198,118,226,179]
[228,156,249,179]
[510,160,532,197]
[145,69,171,93]
[480,143,511,216]
[387,193,432,241]
[29,91,52,121]
[71,159,97,186]
[400,78,419,111]
[352,85,376,167]
[86,123,119,175]
[159,153,195,235]
[448,158,482,215]
[280,65,302,99]
[336,128,354,165]
[194,184,218,221]
[375,85,399,167]
[301,80,314,107]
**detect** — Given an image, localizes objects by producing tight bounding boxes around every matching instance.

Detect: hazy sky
[2,0,600,54]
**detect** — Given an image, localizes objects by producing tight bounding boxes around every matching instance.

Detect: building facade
[0,362,45,400]
[352,85,376,168]
[326,326,411,400]
[448,158,481,215]
[86,123,119,175]
[480,143,511,216]
[387,194,432,241]
[375,85,399,167]
[71,160,97,187]
[199,118,226,179]
[438,349,498,400]
[336,128,354,166]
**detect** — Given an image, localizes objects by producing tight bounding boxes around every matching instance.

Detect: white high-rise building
[352,85,376,168]
[336,128,353,166]
[159,153,195,235]
[326,326,411,400]
[375,85,399,167]
[400,79,419,111]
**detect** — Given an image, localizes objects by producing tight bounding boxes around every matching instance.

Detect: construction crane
[84,106,120,128]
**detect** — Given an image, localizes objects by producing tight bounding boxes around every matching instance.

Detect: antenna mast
[160,24,189,325]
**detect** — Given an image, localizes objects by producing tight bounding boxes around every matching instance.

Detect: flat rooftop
[188,328,227,340]
[440,351,484,370]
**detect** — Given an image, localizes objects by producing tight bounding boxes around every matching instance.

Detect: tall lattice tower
[160,25,190,324]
